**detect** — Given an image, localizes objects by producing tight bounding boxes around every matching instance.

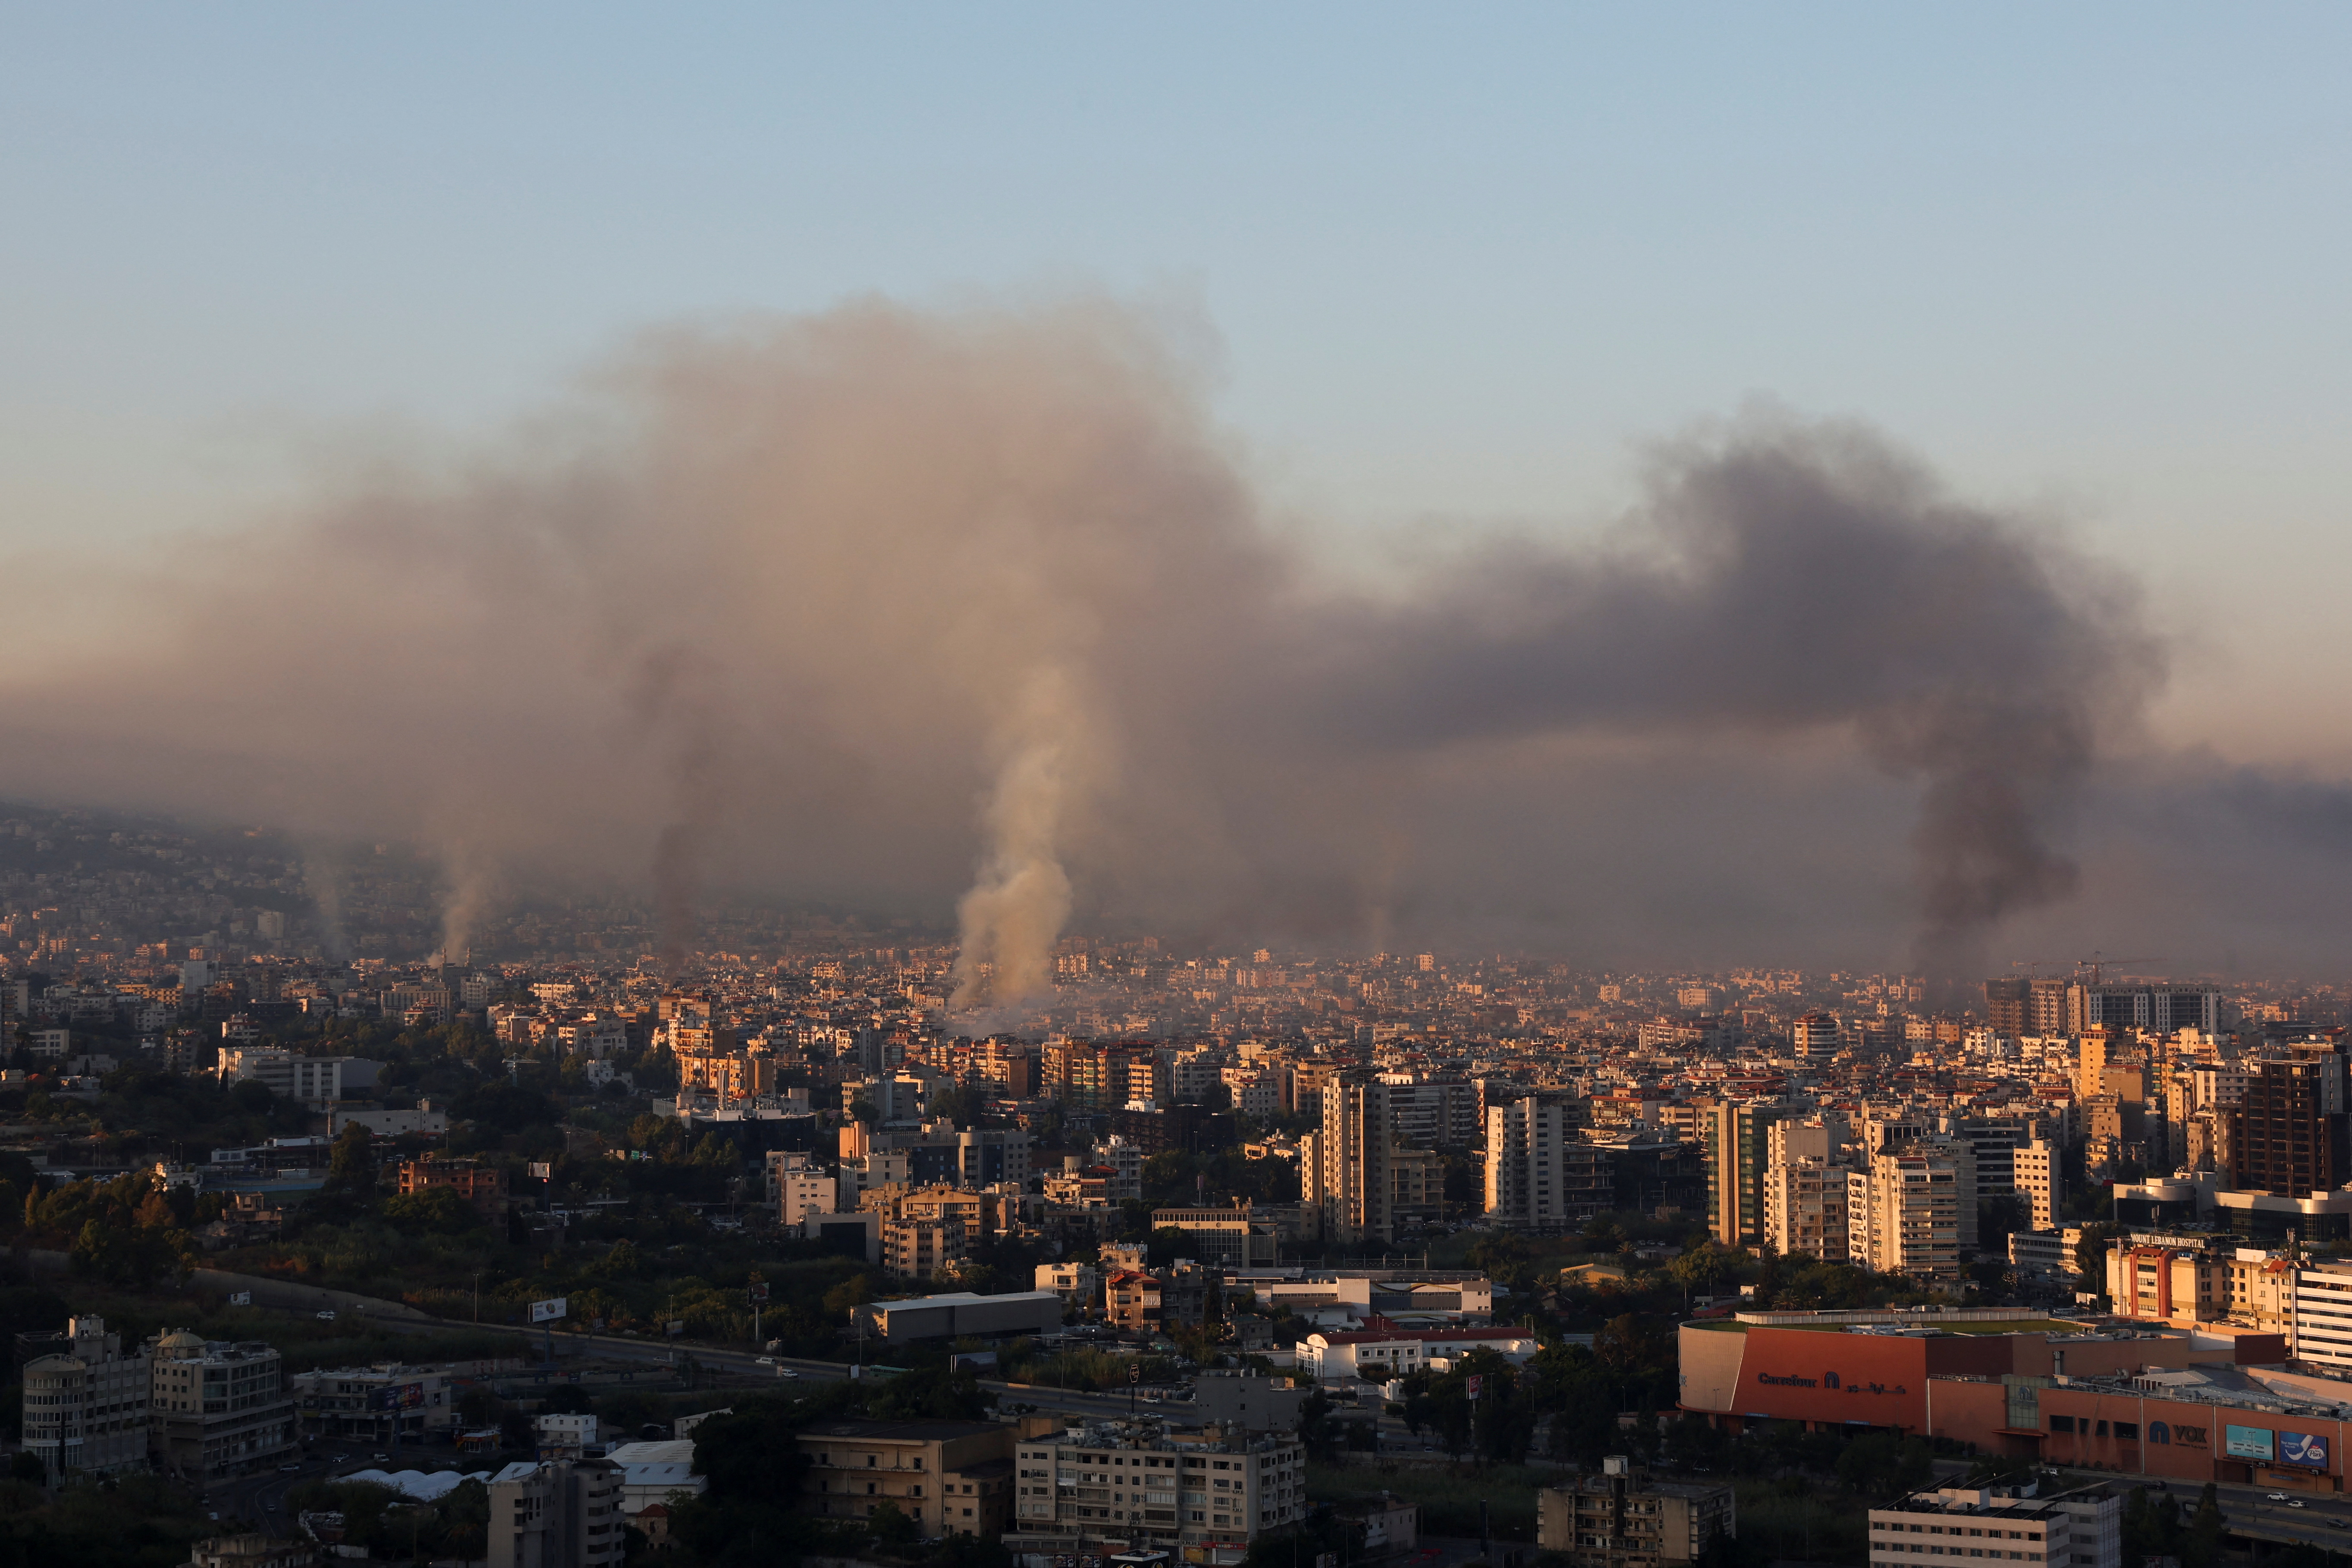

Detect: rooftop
[804,1419,1006,1441]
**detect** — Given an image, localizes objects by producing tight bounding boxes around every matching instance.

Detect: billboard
[368,1382,427,1411]
[529,1297,568,1324]
[2279,1430,2331,1470]
[528,1162,552,1180]
[2225,1425,2274,1461]
[227,1291,251,1307]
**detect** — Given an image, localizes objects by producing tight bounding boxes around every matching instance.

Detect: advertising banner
[2278,1431,2330,1469]
[2225,1425,2274,1461]
[530,1297,568,1324]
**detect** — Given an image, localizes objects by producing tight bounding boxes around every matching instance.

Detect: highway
[362,1310,1200,1425]
[2198,1480,2352,1553]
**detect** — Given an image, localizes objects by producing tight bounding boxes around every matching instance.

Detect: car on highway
[756,1356,776,1365]
[2289,1500,2308,1508]
[279,1462,301,1471]
[2270,1494,2289,1501]
[372,1452,389,1463]
[316,1310,337,1321]
[776,1368,801,1378]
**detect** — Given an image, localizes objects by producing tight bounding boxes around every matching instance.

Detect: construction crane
[2008,958,2068,979]
[2078,952,2163,986]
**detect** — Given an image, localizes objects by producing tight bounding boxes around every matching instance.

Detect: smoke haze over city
[7,12,2352,993]
[3,297,2349,990]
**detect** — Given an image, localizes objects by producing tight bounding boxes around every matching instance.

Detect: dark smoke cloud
[1306,424,2161,973]
[0,296,2329,988]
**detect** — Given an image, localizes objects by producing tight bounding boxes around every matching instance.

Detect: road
[205,1442,349,1532]
[2194,1480,2352,1553]
[363,1309,1200,1425]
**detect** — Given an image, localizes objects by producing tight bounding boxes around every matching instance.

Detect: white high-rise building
[2013,1139,2061,1231]
[2293,1260,2352,1371]
[1846,1142,1974,1281]
[1305,1076,1397,1244]
[1484,1093,1582,1229]
[1762,1156,1849,1260]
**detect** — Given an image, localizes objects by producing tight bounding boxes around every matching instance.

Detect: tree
[382,1186,480,1236]
[2184,1482,2225,1568]
[2073,1222,2123,1297]
[1834,1433,1933,1499]
[327,1124,376,1191]
[867,1499,919,1545]
[1666,1243,1736,1303]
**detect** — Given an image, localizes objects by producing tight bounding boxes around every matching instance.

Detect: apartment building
[796,1419,1016,1537]
[1149,1205,1281,1269]
[2225,1057,2346,1196]
[1091,1137,1144,1203]
[1009,1421,1305,1551]
[1483,1091,1582,1230]
[881,1216,966,1280]
[2106,1235,2230,1324]
[2013,1140,2062,1230]
[1305,1076,1407,1244]
[217,1047,349,1108]
[289,1361,464,1445]
[1035,1262,1103,1311]
[1868,1485,2119,1568]
[398,1157,509,1219]
[1221,1067,1280,1118]
[1537,1456,1735,1568]
[151,1330,297,1484]
[2293,1259,2352,1370]
[2228,1251,2295,1335]
[1700,1100,1790,1248]
[1107,1264,1214,1334]
[19,1315,149,1477]
[487,1456,625,1568]
[765,1150,837,1223]
[1762,1156,1849,1261]
[1846,1144,1972,1280]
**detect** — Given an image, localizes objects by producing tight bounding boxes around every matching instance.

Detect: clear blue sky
[5,5,2349,758]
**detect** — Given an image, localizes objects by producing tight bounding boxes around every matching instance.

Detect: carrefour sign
[2225,1425,2273,1461]
[1754,1370,1909,1396]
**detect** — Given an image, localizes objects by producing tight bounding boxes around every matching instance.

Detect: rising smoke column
[948,665,1088,1011]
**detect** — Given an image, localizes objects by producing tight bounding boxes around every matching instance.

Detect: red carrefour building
[1681,1309,2313,1489]
[1680,1310,2285,1436]
[1928,1372,2349,1493]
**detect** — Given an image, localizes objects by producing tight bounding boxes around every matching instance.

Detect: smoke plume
[0,294,2319,984]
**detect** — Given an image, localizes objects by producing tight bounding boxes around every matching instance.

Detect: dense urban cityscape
[6,797,2352,1568]
[9,13,2345,1568]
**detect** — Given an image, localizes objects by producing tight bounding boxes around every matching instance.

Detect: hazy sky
[3,7,2351,973]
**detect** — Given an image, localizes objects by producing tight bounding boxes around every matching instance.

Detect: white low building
[218,1048,350,1108]
[1010,1420,1305,1552]
[603,1439,707,1513]
[1297,1327,1540,1383]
